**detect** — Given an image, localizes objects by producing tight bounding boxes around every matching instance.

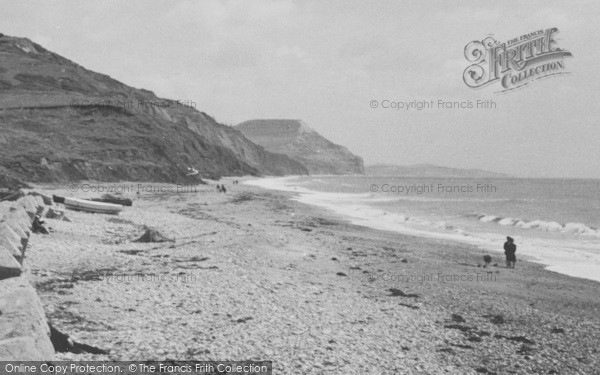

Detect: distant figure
[32,214,49,234]
[483,255,492,268]
[221,184,227,193]
[216,184,221,193]
[503,236,517,268]
[234,180,239,185]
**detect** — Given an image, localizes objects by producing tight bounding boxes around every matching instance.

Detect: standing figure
[503,236,517,268]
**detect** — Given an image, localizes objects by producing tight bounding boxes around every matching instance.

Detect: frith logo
[463,28,572,92]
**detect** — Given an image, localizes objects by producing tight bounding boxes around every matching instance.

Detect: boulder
[134,229,172,243]
[0,277,55,360]
[31,195,44,210]
[0,337,51,360]
[32,196,48,217]
[18,196,38,219]
[36,205,46,216]
[32,195,45,208]
[0,245,21,280]
[0,221,28,262]
[0,223,23,255]
[0,243,22,264]
[6,221,28,240]
[29,193,53,205]
[45,207,64,219]
[37,205,50,218]
[0,206,33,239]
[1,205,32,226]
[0,211,30,251]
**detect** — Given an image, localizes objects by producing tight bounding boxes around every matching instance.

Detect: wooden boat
[90,194,133,207]
[63,197,123,215]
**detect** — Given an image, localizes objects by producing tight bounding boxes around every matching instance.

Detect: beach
[23,179,600,374]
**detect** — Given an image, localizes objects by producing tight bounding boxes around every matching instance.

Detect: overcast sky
[2,0,599,178]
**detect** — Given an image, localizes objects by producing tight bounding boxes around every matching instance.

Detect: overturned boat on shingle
[63,197,123,215]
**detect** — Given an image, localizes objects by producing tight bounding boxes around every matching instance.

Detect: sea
[246,175,600,283]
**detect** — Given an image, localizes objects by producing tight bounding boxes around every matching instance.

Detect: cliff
[235,119,364,175]
[0,35,307,185]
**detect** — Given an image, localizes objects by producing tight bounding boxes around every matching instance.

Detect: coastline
[245,176,600,284]
[24,179,600,374]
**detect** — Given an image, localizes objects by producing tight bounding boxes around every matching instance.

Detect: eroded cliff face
[235,119,364,175]
[0,35,307,185]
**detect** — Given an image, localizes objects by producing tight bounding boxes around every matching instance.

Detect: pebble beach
[22,179,600,374]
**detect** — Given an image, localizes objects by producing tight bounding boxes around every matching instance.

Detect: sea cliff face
[0,35,307,185]
[235,119,364,175]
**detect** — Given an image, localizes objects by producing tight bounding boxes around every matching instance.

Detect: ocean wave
[247,177,600,283]
[468,213,599,237]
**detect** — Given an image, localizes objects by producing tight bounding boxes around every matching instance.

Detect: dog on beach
[483,255,492,268]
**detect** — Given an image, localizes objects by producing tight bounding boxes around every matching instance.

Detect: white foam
[498,217,514,226]
[245,177,600,283]
[563,222,598,236]
[475,213,600,238]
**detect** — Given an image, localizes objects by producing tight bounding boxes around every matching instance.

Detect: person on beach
[221,184,227,193]
[503,236,517,268]
[32,214,50,234]
[216,184,221,193]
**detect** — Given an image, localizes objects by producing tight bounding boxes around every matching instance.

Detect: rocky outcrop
[0,197,54,360]
[0,35,307,182]
[235,119,364,175]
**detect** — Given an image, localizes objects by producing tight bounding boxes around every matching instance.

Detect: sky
[2,0,599,178]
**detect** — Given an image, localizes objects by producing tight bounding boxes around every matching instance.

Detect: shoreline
[24,180,600,374]
[245,176,600,284]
